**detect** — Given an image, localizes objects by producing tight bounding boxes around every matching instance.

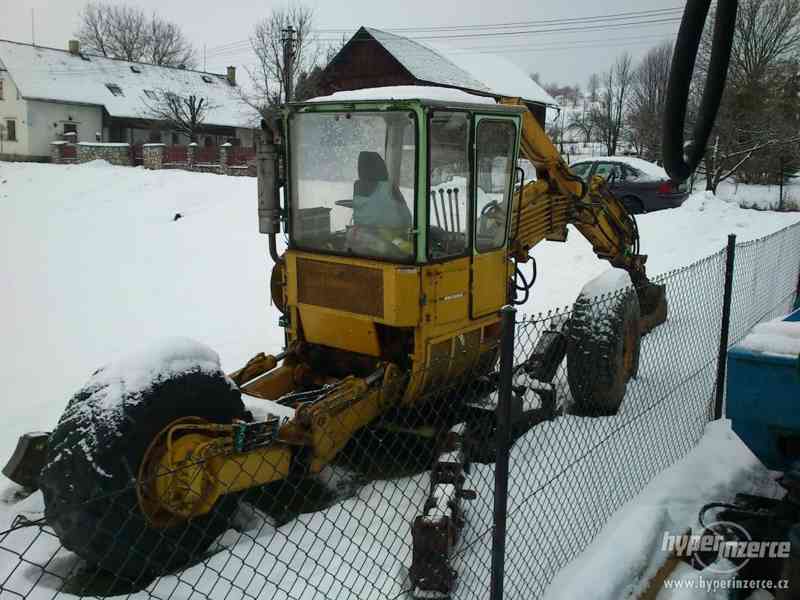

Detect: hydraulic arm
[502,97,666,330]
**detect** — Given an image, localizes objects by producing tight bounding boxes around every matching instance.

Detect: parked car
[569,156,690,213]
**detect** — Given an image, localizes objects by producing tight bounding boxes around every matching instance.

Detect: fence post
[714,234,737,419]
[779,156,785,211]
[490,305,516,600]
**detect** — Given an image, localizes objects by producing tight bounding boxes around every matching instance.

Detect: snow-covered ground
[545,420,783,600]
[714,179,800,211]
[1,160,799,599]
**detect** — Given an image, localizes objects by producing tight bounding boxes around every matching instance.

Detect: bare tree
[694,0,800,191]
[727,0,800,82]
[627,42,673,161]
[591,53,634,156]
[293,37,347,102]
[250,5,317,106]
[76,2,195,67]
[587,73,601,103]
[144,91,216,141]
[568,110,596,145]
[144,18,195,67]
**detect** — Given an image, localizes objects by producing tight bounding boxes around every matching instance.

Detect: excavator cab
[258,98,528,400]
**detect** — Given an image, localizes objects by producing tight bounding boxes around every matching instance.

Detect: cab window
[429,112,470,260]
[290,111,416,262]
[475,120,516,253]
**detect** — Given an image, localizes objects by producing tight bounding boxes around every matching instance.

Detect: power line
[207,35,677,73]
[314,6,684,33]
[203,6,685,56]
[318,17,682,42]
[205,16,682,60]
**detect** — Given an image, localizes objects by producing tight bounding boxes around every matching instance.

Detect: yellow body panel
[471,250,511,318]
[421,258,470,326]
[286,251,420,326]
[299,307,382,356]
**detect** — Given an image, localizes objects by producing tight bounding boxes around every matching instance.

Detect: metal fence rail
[0,222,799,600]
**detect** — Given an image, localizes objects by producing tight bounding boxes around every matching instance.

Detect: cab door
[470,116,520,318]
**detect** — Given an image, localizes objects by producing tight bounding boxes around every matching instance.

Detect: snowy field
[1,160,799,599]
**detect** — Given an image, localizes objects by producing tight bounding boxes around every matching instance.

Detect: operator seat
[352,151,412,230]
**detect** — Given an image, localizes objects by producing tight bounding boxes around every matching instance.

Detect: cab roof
[299,85,526,115]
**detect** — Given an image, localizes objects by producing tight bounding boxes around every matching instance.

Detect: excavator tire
[566,287,641,417]
[40,366,244,584]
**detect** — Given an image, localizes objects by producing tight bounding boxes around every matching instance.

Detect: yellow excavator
[4,0,738,589]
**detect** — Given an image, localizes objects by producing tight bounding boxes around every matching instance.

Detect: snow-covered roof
[0,39,256,129]
[307,85,496,105]
[363,28,556,107]
[364,28,489,93]
[430,47,557,107]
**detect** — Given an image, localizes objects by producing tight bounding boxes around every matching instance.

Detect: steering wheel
[481,201,503,217]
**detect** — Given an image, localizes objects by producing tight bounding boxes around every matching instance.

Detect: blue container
[727,308,800,471]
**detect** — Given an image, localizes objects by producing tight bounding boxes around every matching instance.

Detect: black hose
[268,233,283,264]
[663,0,738,182]
[513,257,537,305]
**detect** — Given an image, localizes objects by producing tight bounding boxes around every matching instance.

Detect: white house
[0,39,258,161]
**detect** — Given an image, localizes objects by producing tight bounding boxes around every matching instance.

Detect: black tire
[566,286,641,417]
[40,359,245,584]
[622,196,645,214]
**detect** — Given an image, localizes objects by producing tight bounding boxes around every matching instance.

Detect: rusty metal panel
[297,258,384,318]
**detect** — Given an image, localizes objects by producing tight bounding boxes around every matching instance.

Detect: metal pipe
[431,191,442,228]
[439,189,449,232]
[365,366,386,386]
[454,188,461,233]
[447,189,456,233]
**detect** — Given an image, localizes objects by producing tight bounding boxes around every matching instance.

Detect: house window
[106,83,124,97]
[5,119,16,142]
[143,89,159,100]
[63,123,77,135]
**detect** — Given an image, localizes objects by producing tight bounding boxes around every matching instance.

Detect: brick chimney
[68,40,80,55]
[227,66,236,85]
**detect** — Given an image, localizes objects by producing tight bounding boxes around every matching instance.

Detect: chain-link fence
[1,223,799,600]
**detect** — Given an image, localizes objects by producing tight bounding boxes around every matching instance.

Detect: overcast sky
[0,0,682,88]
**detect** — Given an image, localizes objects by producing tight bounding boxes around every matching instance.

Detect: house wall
[319,37,412,95]
[0,67,30,158]
[25,100,104,158]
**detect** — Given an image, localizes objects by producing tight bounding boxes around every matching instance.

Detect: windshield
[290,111,416,261]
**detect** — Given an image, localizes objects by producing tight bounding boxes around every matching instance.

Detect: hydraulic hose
[663,0,738,182]
[268,233,282,264]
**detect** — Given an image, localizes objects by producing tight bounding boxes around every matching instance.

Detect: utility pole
[281,25,297,103]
